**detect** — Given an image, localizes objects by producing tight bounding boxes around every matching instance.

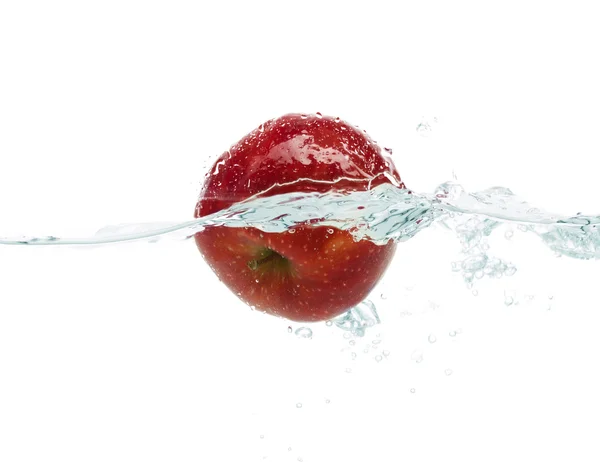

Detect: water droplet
[345,368,352,373]
[518,224,528,232]
[288,228,296,234]
[505,230,514,239]
[351,352,357,360]
[372,339,382,345]
[445,369,453,376]
[295,327,313,339]
[411,349,424,363]
[380,293,387,300]
[325,320,333,327]
[296,403,303,408]
[375,355,383,362]
[428,334,437,343]
[449,331,457,337]
[325,398,331,404]
[410,388,416,393]
[504,295,514,306]
[382,350,391,357]
[472,289,479,296]
[300,114,308,119]
[416,121,432,135]
[384,147,393,155]
[327,228,334,234]
[315,112,322,118]
[287,326,292,333]
[288,447,293,451]
[548,295,554,300]
[260,435,264,439]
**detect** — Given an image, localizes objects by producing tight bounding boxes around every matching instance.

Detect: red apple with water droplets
[194,113,404,322]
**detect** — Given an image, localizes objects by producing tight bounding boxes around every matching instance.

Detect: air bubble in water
[428,334,437,343]
[382,350,390,357]
[505,230,514,239]
[287,326,292,333]
[411,349,424,363]
[449,331,457,337]
[296,403,303,408]
[325,320,333,327]
[504,295,514,306]
[445,369,453,376]
[375,355,383,362]
[410,388,416,393]
[295,327,313,339]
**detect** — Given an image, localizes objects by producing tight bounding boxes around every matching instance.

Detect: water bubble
[345,368,352,373]
[382,350,391,357]
[287,326,292,333]
[380,293,387,300]
[315,112,323,118]
[411,349,424,363]
[288,228,296,234]
[295,327,313,339]
[472,289,479,296]
[325,399,331,404]
[384,147,393,155]
[327,228,334,234]
[445,369,453,376]
[518,224,528,232]
[505,230,514,239]
[449,331,457,337]
[325,320,333,327]
[260,435,264,439]
[410,388,416,393]
[428,334,437,343]
[296,403,303,408]
[375,355,383,362]
[372,339,382,345]
[334,117,340,122]
[504,295,514,306]
[351,352,357,360]
[333,300,380,337]
[349,340,356,346]
[300,114,308,119]
[288,447,293,451]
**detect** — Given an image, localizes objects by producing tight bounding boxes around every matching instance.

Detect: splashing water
[2,179,597,333]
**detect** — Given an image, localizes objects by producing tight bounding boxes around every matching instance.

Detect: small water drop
[288,447,293,452]
[349,340,356,346]
[296,403,303,408]
[351,352,357,360]
[382,350,391,357]
[410,388,416,393]
[287,326,292,333]
[504,296,514,306]
[325,320,333,327]
[325,398,331,404]
[411,349,424,363]
[384,147,393,155]
[375,355,383,362]
[380,293,387,300]
[300,114,308,119]
[327,228,334,234]
[260,435,264,439]
[315,112,323,118]
[295,327,313,339]
[428,334,437,344]
[345,368,352,373]
[445,369,453,376]
[472,289,479,296]
[518,224,528,232]
[449,331,457,337]
[505,230,514,240]
[288,229,296,234]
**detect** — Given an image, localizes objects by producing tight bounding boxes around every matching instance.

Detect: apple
[194,113,405,322]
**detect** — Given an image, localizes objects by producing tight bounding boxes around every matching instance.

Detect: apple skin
[194,113,405,322]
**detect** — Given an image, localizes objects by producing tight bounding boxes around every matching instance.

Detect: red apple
[194,113,405,322]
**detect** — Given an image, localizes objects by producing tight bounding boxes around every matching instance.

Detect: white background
[1,1,599,461]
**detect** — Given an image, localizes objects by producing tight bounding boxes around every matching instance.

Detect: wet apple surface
[194,113,405,322]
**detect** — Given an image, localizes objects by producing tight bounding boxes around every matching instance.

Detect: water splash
[1,181,599,266]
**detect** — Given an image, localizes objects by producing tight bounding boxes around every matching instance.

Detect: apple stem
[247,250,280,270]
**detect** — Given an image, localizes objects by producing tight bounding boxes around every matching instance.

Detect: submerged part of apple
[194,113,405,322]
